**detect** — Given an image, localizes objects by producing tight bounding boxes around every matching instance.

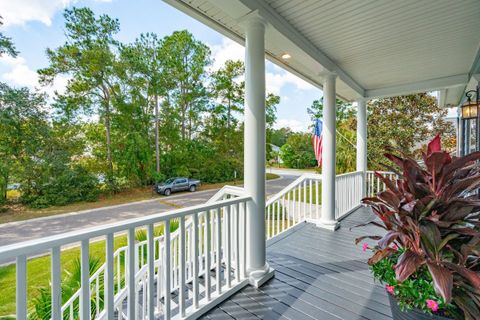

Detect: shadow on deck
[202,206,393,320]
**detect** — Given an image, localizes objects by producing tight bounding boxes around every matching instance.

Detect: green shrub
[21,166,99,208]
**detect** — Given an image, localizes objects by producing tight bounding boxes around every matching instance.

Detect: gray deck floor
[201,206,393,320]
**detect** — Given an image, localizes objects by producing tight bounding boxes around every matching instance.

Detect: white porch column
[244,14,274,287]
[319,73,339,231]
[356,98,367,197]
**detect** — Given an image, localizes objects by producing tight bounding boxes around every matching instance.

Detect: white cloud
[274,118,309,133]
[266,71,314,95]
[0,55,68,97]
[0,0,112,27]
[210,38,244,71]
[209,38,316,94]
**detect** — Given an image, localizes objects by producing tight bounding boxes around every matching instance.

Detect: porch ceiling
[164,0,480,105]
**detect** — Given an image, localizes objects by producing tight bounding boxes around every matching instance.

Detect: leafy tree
[308,97,354,123]
[0,84,47,203]
[119,33,172,175]
[269,127,292,147]
[161,30,210,141]
[0,16,18,57]
[279,133,316,168]
[38,7,121,189]
[363,93,455,169]
[210,60,244,131]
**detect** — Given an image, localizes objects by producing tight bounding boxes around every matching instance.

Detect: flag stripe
[312,119,323,168]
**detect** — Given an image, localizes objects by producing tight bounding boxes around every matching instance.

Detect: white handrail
[5,195,252,320]
[266,173,321,206]
[0,196,250,261]
[9,170,398,320]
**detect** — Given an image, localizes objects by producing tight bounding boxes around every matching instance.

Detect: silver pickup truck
[155,177,201,196]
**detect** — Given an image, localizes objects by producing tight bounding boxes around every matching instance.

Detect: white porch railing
[2,170,396,320]
[0,195,252,320]
[265,174,322,239]
[366,170,397,197]
[335,171,364,220]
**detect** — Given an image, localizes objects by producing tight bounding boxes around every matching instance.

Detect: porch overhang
[164,0,480,105]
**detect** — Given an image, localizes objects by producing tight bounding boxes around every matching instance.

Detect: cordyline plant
[356,135,480,319]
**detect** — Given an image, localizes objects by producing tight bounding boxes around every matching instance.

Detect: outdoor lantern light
[462,87,479,119]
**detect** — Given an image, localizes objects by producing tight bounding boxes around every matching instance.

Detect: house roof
[164,0,480,106]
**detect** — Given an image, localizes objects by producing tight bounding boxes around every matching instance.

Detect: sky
[0,0,322,132]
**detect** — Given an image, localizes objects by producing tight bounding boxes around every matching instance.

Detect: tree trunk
[104,100,114,188]
[155,95,160,174]
[0,176,6,204]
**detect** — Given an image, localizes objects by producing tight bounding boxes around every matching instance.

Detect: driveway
[0,175,296,247]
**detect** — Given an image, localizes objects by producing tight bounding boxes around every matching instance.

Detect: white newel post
[356,98,367,197]
[319,73,339,230]
[244,13,274,287]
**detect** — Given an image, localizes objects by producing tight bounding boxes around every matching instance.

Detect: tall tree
[210,60,244,131]
[307,97,354,123]
[364,93,455,169]
[119,33,171,176]
[161,30,210,140]
[38,7,120,189]
[0,83,47,203]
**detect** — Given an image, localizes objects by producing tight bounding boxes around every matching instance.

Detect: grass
[290,184,321,205]
[0,173,280,225]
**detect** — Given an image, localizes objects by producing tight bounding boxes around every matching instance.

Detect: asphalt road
[0,175,296,247]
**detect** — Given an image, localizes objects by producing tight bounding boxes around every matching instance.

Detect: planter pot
[388,292,453,320]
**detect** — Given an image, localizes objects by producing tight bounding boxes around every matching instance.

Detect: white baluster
[147,225,155,320]
[103,233,114,319]
[127,229,136,320]
[193,212,199,309]
[80,239,90,320]
[205,210,211,301]
[164,220,171,319]
[51,246,61,320]
[226,205,231,288]
[179,216,186,317]
[242,202,247,279]
[235,203,240,282]
[216,208,222,294]
[16,255,27,320]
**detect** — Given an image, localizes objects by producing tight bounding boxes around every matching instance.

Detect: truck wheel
[164,189,171,196]
[189,185,196,192]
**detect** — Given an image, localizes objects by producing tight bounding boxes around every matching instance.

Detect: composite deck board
[203,206,393,320]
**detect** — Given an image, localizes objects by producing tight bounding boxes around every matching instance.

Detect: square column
[356,98,367,197]
[243,13,274,287]
[319,73,339,231]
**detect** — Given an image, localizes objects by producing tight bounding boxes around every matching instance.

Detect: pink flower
[385,285,395,294]
[426,299,439,312]
[391,243,399,251]
[362,243,369,252]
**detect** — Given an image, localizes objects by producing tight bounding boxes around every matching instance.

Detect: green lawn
[290,183,321,205]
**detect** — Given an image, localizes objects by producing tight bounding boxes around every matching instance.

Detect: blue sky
[0,0,322,132]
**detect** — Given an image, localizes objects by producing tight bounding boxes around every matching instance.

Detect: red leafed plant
[357,135,480,319]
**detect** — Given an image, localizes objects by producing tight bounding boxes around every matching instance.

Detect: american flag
[312,119,323,167]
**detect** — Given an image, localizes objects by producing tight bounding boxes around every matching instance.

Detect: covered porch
[202,206,390,320]
[2,1,480,319]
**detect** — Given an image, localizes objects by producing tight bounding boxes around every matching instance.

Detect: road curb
[0,174,285,228]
